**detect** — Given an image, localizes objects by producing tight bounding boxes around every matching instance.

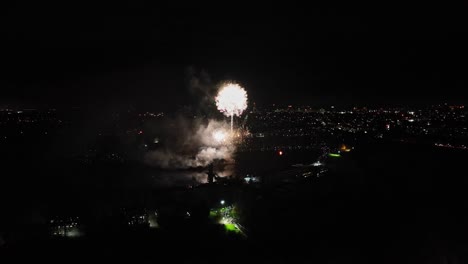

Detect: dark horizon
[0,98,465,113]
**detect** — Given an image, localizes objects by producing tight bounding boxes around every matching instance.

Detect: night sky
[2,2,468,109]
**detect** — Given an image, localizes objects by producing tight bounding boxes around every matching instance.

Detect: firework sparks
[215,83,248,131]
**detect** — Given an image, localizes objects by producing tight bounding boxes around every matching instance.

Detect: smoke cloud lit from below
[144,119,236,170]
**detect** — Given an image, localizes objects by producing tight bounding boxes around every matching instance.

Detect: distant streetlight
[220,200,225,205]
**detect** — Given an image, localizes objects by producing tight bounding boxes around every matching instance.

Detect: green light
[224,223,239,232]
[209,211,217,218]
[329,153,341,157]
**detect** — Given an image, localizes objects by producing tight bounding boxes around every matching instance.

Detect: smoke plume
[144,118,235,169]
[185,67,218,115]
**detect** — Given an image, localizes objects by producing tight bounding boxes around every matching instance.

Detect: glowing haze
[145,119,235,169]
[212,129,228,144]
[144,79,246,175]
[215,83,248,117]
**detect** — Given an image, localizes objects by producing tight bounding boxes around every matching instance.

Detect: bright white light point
[312,161,323,167]
[215,83,248,131]
[215,83,248,117]
[220,200,225,205]
[213,130,227,143]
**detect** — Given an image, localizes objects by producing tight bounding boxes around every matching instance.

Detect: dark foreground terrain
[1,140,468,263]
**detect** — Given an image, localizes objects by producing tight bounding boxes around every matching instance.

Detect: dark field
[2,139,468,263]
